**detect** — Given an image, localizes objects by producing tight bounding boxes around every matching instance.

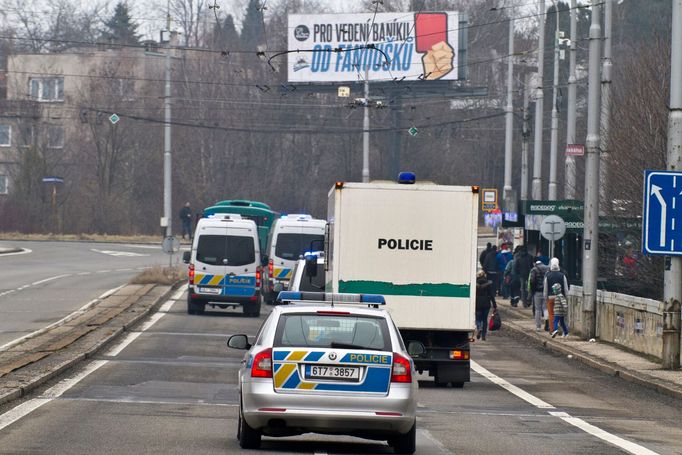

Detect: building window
[29,78,64,102]
[18,124,34,148]
[0,175,7,194]
[47,126,64,149]
[0,125,10,146]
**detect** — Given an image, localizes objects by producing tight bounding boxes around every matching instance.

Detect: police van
[265,214,326,303]
[183,214,266,317]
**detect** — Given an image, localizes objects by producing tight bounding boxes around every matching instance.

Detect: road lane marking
[91,248,148,257]
[471,361,555,409]
[32,274,71,286]
[0,288,185,431]
[418,429,450,454]
[471,360,661,455]
[0,287,112,352]
[0,248,32,258]
[548,412,660,455]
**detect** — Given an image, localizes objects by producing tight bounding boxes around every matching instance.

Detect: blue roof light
[277,291,302,302]
[360,294,386,304]
[398,172,416,184]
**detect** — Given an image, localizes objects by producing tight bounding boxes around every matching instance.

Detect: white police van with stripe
[265,214,326,302]
[183,214,267,317]
[228,291,417,454]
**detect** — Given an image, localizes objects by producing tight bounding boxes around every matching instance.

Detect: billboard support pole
[362,66,370,183]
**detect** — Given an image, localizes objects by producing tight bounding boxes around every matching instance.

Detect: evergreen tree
[240,0,265,52]
[102,2,140,46]
[214,14,240,51]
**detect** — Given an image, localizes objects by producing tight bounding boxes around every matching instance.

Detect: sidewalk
[496,298,682,400]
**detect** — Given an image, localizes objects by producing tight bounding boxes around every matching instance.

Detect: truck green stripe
[338,280,470,298]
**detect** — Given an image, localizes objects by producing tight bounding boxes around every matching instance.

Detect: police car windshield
[274,314,390,351]
[196,235,255,266]
[275,234,324,260]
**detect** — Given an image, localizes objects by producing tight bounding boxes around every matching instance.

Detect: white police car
[227,291,417,453]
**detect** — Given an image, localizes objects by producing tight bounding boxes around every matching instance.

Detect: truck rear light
[251,348,273,378]
[391,352,412,383]
[449,350,469,360]
[268,259,273,276]
[256,266,262,288]
[188,264,195,285]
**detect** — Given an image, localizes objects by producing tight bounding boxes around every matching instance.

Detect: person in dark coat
[475,270,497,341]
[179,202,192,240]
[513,246,533,306]
[482,245,499,296]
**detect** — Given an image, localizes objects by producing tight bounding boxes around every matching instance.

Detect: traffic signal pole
[662,0,682,370]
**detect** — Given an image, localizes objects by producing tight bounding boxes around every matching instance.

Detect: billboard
[287,12,460,83]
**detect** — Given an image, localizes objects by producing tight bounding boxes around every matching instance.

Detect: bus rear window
[196,235,255,266]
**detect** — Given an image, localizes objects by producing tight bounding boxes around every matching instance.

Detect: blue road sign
[643,170,682,255]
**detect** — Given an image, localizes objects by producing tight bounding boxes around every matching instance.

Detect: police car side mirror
[407,341,426,357]
[182,251,191,264]
[227,334,250,350]
[305,257,318,277]
[261,255,269,267]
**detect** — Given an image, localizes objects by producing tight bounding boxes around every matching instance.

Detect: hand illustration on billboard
[415,13,454,80]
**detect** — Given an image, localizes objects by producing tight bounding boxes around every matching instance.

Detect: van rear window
[196,235,255,266]
[275,233,324,260]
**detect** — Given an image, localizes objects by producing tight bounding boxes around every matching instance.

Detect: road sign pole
[663,0,682,369]
[582,1,602,340]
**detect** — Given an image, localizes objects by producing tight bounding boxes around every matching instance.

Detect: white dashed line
[32,274,71,286]
[471,361,660,455]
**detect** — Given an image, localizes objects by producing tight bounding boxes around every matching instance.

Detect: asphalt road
[0,240,173,347]
[0,290,679,455]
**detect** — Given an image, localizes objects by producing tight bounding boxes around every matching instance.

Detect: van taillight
[391,353,412,383]
[256,266,262,288]
[188,264,195,285]
[251,348,272,378]
[268,259,273,276]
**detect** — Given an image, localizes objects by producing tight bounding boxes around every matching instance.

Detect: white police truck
[324,173,479,387]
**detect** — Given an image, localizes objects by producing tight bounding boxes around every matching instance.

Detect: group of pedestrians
[478,242,571,339]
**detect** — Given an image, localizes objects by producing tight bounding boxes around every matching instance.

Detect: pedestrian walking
[543,257,570,333]
[475,270,497,341]
[528,260,549,331]
[550,283,569,338]
[513,246,533,307]
[179,202,193,240]
[497,244,513,298]
[482,245,499,296]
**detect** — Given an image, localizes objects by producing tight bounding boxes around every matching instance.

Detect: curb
[498,308,682,401]
[0,283,181,407]
[0,248,23,255]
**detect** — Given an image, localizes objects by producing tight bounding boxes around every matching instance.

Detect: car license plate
[306,365,360,381]
[198,287,221,295]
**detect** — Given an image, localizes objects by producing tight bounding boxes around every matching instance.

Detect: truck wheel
[238,404,261,449]
[390,422,416,454]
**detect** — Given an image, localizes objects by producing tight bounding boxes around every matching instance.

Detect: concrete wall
[567,286,665,359]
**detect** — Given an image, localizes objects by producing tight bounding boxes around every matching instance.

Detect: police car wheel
[238,403,261,449]
[390,422,416,454]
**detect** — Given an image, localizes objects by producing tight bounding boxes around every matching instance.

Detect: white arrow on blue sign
[643,170,682,255]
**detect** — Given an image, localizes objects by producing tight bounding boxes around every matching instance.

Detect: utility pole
[521,76,531,201]
[548,1,561,200]
[662,0,682,370]
[565,0,578,199]
[503,8,515,207]
[532,0,546,200]
[362,65,370,183]
[582,1,602,340]
[163,8,173,239]
[599,0,613,214]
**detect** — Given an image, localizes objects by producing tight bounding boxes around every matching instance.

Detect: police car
[227,291,417,454]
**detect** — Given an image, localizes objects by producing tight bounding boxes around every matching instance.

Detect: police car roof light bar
[276,291,386,307]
